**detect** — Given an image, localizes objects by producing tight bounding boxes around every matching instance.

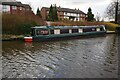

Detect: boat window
[83,28,91,32]
[69,29,72,33]
[83,28,96,32]
[79,29,83,33]
[54,29,60,34]
[31,28,35,36]
[36,29,49,35]
[96,28,100,31]
[50,30,54,34]
[72,29,78,33]
[92,28,96,31]
[100,27,104,31]
[60,29,69,34]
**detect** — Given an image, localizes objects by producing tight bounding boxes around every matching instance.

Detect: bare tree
[106,0,120,23]
[96,12,101,22]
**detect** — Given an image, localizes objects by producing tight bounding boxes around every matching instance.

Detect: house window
[80,18,82,20]
[71,13,74,16]
[68,13,70,16]
[20,7,22,10]
[47,11,49,14]
[65,12,67,15]
[12,6,17,10]
[2,5,7,9]
[2,5,10,12]
[83,15,85,17]
[0,5,2,13]
[60,12,63,14]
[75,14,77,16]
[76,18,78,21]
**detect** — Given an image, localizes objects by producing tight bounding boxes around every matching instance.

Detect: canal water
[2,34,119,78]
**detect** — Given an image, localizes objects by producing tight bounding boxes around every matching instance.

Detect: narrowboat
[116,26,120,33]
[24,25,106,42]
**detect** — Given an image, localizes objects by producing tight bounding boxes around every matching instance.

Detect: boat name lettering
[37,30,48,35]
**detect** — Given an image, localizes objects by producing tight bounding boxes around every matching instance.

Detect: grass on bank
[50,21,120,31]
[103,22,119,31]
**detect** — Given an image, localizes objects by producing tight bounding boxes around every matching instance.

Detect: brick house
[118,8,120,23]
[41,6,86,21]
[1,1,34,15]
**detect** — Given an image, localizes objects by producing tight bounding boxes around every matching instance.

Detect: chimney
[53,4,56,7]
[59,6,60,8]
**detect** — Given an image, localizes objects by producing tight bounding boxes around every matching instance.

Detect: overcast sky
[17,0,112,18]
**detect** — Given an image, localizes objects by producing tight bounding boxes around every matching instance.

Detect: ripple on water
[2,35,118,78]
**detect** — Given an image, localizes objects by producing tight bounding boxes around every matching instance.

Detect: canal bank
[117,34,120,79]
[2,34,119,78]
[2,34,24,41]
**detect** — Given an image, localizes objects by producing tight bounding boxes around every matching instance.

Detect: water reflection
[2,35,118,78]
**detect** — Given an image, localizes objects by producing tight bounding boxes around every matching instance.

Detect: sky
[15,0,113,19]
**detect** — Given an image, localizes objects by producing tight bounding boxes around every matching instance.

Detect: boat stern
[24,37,33,42]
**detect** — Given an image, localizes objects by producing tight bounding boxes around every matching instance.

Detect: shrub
[103,22,119,31]
[118,22,120,25]
[0,13,1,40]
[49,21,120,31]
[2,14,46,35]
[50,21,103,26]
[17,22,37,34]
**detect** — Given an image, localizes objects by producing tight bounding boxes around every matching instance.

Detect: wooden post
[115,0,119,23]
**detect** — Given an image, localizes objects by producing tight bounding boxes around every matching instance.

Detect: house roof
[2,2,31,9]
[42,7,86,14]
[23,4,31,9]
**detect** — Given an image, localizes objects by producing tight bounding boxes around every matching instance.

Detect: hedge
[2,14,46,35]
